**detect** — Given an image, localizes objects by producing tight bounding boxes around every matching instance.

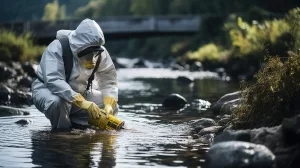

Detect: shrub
[183,43,227,62]
[0,29,45,62]
[233,52,300,129]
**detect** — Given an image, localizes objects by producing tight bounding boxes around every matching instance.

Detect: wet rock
[198,126,223,136]
[197,133,215,144]
[176,76,194,85]
[170,63,185,71]
[10,91,32,105]
[11,62,24,76]
[189,61,203,71]
[205,141,276,168]
[0,62,17,82]
[191,118,216,133]
[214,130,251,144]
[212,91,241,115]
[17,75,33,88]
[22,62,36,78]
[282,115,300,145]
[0,105,30,116]
[217,117,231,126]
[162,93,187,110]
[0,84,11,104]
[215,67,226,77]
[15,119,31,125]
[133,58,148,68]
[250,126,283,152]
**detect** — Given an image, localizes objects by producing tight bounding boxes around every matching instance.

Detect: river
[0,67,239,168]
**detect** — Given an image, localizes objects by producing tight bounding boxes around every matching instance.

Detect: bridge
[0,16,201,40]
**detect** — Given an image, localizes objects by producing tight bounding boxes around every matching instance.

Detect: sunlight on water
[0,68,238,168]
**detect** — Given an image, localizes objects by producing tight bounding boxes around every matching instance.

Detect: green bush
[0,30,45,62]
[233,52,300,129]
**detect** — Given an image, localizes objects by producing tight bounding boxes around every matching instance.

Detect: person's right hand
[72,93,101,119]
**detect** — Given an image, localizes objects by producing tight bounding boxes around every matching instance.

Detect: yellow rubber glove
[72,93,101,119]
[104,96,117,118]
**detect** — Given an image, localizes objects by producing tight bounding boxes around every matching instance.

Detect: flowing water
[0,67,238,168]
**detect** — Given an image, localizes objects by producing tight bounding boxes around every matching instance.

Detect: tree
[42,0,66,21]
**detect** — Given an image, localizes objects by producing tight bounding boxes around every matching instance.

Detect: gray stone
[214,130,251,144]
[22,62,36,78]
[10,91,32,105]
[162,93,188,110]
[0,105,30,117]
[191,118,216,133]
[205,141,276,168]
[212,91,241,115]
[15,119,31,125]
[217,117,231,126]
[197,133,215,145]
[176,76,194,85]
[17,75,33,88]
[282,115,300,145]
[189,61,203,71]
[133,58,148,68]
[170,64,185,71]
[198,126,223,136]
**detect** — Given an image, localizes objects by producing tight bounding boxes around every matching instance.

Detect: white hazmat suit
[31,19,118,129]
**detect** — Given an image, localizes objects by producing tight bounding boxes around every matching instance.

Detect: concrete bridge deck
[0,16,201,39]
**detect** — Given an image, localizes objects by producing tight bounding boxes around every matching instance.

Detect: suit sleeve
[40,40,78,102]
[95,47,118,101]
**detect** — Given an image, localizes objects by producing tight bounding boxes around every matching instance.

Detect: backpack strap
[57,37,73,83]
[85,53,102,93]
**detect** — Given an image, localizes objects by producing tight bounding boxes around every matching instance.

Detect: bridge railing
[0,16,201,38]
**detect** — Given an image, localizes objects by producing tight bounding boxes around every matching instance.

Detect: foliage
[0,30,45,62]
[231,8,300,128]
[183,43,225,62]
[233,52,300,128]
[286,7,300,50]
[42,0,66,21]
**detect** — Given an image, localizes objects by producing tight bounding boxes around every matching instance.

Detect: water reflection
[31,130,118,168]
[0,69,240,167]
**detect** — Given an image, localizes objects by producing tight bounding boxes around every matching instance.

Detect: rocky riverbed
[1,59,297,168]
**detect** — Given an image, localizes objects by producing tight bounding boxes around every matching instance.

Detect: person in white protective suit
[31,18,118,130]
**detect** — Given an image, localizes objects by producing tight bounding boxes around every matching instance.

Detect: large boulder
[282,115,300,145]
[162,93,188,110]
[0,105,30,117]
[214,130,251,144]
[205,141,276,168]
[212,91,241,115]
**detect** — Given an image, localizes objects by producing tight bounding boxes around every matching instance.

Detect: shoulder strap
[57,37,73,83]
[86,53,102,92]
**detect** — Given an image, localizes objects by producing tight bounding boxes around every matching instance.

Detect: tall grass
[0,29,45,63]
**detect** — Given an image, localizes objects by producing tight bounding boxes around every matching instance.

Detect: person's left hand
[103,96,117,118]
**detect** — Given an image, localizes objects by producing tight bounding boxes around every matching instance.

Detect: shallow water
[0,68,238,168]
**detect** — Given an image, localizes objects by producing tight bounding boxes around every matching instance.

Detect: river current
[0,67,238,168]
